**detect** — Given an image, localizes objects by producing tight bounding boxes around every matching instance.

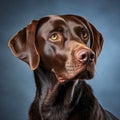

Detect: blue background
[0,0,120,119]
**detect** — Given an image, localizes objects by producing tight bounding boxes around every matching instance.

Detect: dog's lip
[57,68,82,83]
[57,66,94,83]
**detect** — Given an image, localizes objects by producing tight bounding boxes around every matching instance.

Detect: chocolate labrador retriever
[8,14,118,120]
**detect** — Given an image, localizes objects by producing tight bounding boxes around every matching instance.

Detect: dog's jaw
[52,63,95,83]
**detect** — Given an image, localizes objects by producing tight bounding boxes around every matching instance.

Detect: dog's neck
[33,67,96,119]
[34,67,83,103]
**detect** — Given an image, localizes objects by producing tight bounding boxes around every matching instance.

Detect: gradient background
[0,0,120,119]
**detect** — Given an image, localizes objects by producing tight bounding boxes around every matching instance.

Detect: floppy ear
[8,20,40,70]
[88,23,104,60]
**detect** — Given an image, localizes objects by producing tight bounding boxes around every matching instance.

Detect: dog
[8,14,118,120]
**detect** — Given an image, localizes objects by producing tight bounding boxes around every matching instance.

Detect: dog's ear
[88,23,104,60]
[8,20,40,70]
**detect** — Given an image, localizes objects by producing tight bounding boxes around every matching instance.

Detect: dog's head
[8,15,103,83]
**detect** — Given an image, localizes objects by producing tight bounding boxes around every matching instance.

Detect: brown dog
[8,15,118,120]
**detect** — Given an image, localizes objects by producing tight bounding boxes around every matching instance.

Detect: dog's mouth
[73,67,94,80]
[56,64,95,83]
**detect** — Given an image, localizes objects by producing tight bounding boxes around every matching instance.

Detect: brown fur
[8,14,118,120]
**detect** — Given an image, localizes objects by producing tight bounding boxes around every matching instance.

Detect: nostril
[89,52,95,62]
[75,50,89,63]
[79,51,88,62]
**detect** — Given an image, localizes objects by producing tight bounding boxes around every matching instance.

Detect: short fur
[8,15,118,120]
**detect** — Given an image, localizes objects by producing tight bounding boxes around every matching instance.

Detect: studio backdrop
[0,0,120,120]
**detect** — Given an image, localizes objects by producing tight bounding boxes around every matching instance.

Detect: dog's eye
[51,33,58,40]
[49,33,61,42]
[82,32,88,38]
[81,28,89,42]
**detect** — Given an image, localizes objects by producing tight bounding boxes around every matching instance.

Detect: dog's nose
[75,49,95,64]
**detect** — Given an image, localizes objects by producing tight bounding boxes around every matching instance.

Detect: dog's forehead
[48,15,82,24]
[38,15,67,33]
[39,15,85,30]
[48,15,87,29]
[49,15,65,21]
[38,15,66,28]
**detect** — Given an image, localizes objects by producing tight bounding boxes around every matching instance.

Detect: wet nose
[75,49,95,64]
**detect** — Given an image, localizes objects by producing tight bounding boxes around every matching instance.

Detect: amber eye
[51,33,58,40]
[49,33,61,42]
[81,28,89,42]
[82,31,88,38]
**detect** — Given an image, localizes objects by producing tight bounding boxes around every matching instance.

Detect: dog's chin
[74,69,94,80]
[57,65,94,83]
